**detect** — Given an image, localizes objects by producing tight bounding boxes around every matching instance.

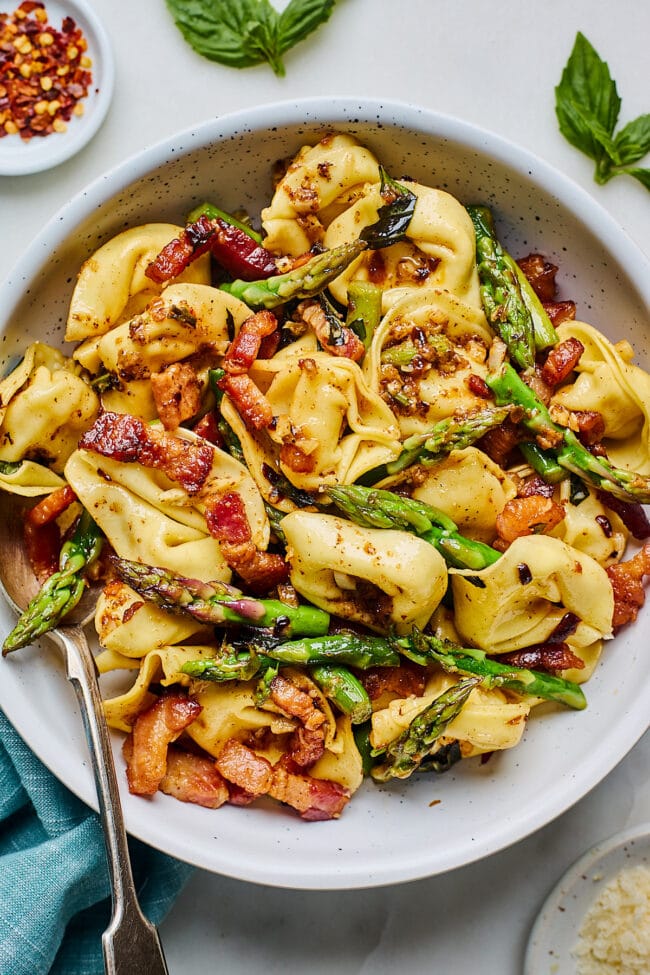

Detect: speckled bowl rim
[1,98,649,890]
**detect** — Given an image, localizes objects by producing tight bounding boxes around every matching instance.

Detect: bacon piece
[23,485,78,583]
[145,215,215,284]
[79,412,214,494]
[496,496,565,544]
[159,747,229,808]
[596,492,650,540]
[517,254,559,302]
[150,361,202,430]
[216,740,350,820]
[297,299,365,362]
[269,760,350,821]
[478,418,522,466]
[543,300,576,326]
[541,337,585,387]
[499,644,584,673]
[205,491,251,545]
[25,485,77,527]
[218,373,274,430]
[360,662,427,701]
[607,543,650,628]
[270,673,326,768]
[573,410,605,446]
[467,374,491,398]
[205,491,289,593]
[223,311,278,374]
[125,693,202,796]
[518,474,556,499]
[215,738,273,798]
[192,411,224,447]
[525,364,552,406]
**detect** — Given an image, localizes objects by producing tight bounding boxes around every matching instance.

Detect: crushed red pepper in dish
[0,0,92,140]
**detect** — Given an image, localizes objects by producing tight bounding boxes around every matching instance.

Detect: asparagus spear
[396,631,587,711]
[357,406,514,485]
[219,240,368,309]
[181,632,401,678]
[111,556,330,637]
[467,205,557,369]
[327,484,501,570]
[487,361,650,503]
[372,677,480,781]
[3,509,103,654]
[345,281,383,350]
[310,664,372,723]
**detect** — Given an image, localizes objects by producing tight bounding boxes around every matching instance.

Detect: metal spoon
[0,493,169,975]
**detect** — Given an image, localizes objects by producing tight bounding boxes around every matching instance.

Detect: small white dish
[0,0,113,175]
[525,822,650,974]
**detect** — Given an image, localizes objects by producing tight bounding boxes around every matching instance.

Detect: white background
[0,1,649,972]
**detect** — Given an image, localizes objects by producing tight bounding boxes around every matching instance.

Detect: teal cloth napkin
[0,708,193,975]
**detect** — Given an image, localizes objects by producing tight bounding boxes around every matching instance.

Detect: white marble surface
[0,1,649,971]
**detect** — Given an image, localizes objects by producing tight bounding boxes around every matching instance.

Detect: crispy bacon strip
[159,747,229,809]
[478,417,522,466]
[205,491,289,592]
[192,411,224,447]
[517,253,559,302]
[573,410,606,446]
[543,300,576,326]
[270,673,326,768]
[496,496,565,544]
[150,361,202,431]
[270,758,350,821]
[125,693,202,796]
[145,215,214,284]
[218,373,274,430]
[23,485,78,583]
[79,412,214,494]
[360,662,427,702]
[541,337,585,387]
[518,474,556,499]
[216,739,350,820]
[297,299,365,362]
[223,311,278,374]
[607,542,650,629]
[499,644,584,674]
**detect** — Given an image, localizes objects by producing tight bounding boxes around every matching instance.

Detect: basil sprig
[555,32,650,191]
[165,0,336,77]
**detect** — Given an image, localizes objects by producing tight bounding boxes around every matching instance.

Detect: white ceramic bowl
[1,98,649,890]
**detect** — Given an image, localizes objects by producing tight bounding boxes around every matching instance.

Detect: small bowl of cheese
[525,822,650,974]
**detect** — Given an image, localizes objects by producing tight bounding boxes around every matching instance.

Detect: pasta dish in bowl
[0,100,649,888]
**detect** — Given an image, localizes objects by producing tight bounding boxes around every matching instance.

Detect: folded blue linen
[0,708,193,975]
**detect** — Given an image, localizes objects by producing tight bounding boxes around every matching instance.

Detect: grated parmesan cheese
[573,863,650,974]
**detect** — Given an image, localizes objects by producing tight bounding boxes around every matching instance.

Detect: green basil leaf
[277,0,336,56]
[555,32,621,167]
[614,114,650,165]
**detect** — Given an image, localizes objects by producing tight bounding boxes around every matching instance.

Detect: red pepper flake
[0,1,93,140]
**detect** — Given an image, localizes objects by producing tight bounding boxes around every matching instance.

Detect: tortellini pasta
[363,290,494,436]
[238,350,401,493]
[551,320,650,473]
[281,510,448,632]
[0,343,99,472]
[66,223,211,343]
[451,534,614,654]
[65,429,269,583]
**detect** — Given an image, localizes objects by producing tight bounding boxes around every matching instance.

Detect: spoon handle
[56,625,169,975]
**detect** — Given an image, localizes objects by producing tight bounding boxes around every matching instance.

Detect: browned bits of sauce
[0,1,92,140]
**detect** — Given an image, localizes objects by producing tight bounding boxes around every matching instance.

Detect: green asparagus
[396,631,587,710]
[345,280,383,349]
[372,677,480,781]
[219,240,367,309]
[467,205,557,369]
[111,556,330,637]
[487,361,650,503]
[358,406,514,485]
[310,664,372,723]
[327,484,501,570]
[3,509,103,654]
